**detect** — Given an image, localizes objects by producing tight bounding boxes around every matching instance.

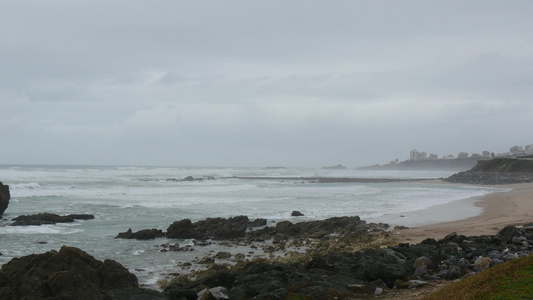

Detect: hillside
[445,157,533,185]
[471,157,533,172]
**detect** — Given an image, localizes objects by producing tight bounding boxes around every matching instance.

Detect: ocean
[0,165,507,287]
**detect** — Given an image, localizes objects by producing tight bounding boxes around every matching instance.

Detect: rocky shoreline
[160,224,533,299]
[2,215,533,299]
[445,157,533,185]
[2,159,533,299]
[445,171,533,185]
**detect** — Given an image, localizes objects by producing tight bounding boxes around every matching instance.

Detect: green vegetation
[473,158,533,172]
[424,254,533,300]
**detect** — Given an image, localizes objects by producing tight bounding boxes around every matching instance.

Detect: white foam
[0,165,511,286]
[0,225,83,235]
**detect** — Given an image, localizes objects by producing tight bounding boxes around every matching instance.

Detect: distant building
[526,145,533,155]
[482,151,491,158]
[428,154,439,160]
[471,153,481,159]
[442,155,455,160]
[410,150,427,161]
[510,145,524,153]
[509,145,525,156]
[458,152,469,159]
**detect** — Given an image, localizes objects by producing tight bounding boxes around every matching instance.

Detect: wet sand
[394,181,533,244]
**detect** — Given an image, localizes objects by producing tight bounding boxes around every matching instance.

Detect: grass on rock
[424,254,533,300]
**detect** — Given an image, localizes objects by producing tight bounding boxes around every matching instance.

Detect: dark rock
[182,176,195,181]
[161,224,533,299]
[214,252,232,260]
[116,228,165,240]
[0,246,138,299]
[163,287,198,300]
[275,220,301,236]
[445,169,533,185]
[68,214,95,220]
[198,287,229,300]
[166,216,253,240]
[498,225,521,243]
[351,249,410,288]
[116,228,135,239]
[446,265,462,280]
[291,210,304,217]
[0,182,10,216]
[305,256,336,271]
[159,215,370,243]
[249,218,267,227]
[413,265,428,278]
[166,219,197,239]
[103,288,169,300]
[271,216,366,239]
[11,213,95,226]
[188,266,236,289]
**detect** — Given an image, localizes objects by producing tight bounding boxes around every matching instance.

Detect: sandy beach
[395,181,533,244]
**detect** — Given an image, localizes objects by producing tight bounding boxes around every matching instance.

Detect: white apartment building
[526,144,533,155]
[410,150,427,161]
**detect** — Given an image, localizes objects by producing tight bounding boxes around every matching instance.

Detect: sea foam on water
[0,165,506,286]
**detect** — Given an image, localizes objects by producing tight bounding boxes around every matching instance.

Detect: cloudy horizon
[1,1,532,167]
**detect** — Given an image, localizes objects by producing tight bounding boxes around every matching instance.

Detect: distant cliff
[445,158,533,185]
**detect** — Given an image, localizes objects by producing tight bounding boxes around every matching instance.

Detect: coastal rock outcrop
[166,216,264,240]
[0,182,10,216]
[445,171,533,185]
[117,215,383,241]
[10,213,95,226]
[163,224,533,299]
[445,158,533,185]
[0,246,139,299]
[246,216,374,240]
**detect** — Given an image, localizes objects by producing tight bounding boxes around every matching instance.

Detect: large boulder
[0,246,138,299]
[351,249,410,288]
[0,182,10,216]
[115,228,165,240]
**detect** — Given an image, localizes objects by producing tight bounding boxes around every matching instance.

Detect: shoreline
[393,181,533,244]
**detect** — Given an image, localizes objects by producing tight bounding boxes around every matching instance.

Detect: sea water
[0,165,507,287]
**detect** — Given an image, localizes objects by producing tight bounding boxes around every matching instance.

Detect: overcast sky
[1,1,532,167]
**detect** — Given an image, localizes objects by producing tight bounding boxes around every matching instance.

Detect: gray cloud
[1,1,532,167]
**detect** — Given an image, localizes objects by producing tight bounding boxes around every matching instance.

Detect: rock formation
[445,158,533,184]
[291,210,304,216]
[0,246,141,299]
[0,182,10,216]
[10,213,95,226]
[115,228,165,240]
[165,216,265,240]
[163,224,533,299]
